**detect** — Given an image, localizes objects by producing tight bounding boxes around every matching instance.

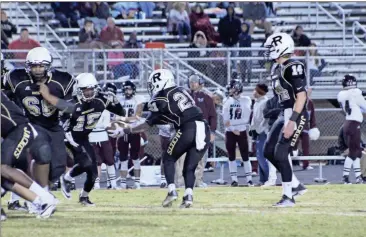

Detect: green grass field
[2,185,366,237]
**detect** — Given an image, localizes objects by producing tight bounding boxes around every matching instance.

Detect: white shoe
[37,203,56,219]
[26,201,39,215]
[94,178,100,189]
[262,180,277,187]
[134,182,141,190]
[304,166,314,170]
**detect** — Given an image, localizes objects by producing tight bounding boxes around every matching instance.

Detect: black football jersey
[1,91,29,138]
[63,94,124,142]
[3,68,75,131]
[145,86,203,128]
[270,59,307,110]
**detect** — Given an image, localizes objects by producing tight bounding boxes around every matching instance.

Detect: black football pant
[1,123,52,169]
[263,112,307,182]
[163,121,210,189]
[66,140,97,193]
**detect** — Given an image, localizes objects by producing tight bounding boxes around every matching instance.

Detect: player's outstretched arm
[38,83,75,114]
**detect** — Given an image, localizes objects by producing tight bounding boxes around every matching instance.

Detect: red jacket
[190,90,217,132]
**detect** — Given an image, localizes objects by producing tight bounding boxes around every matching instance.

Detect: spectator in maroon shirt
[8,28,40,66]
[99,17,124,48]
[188,74,217,187]
[189,4,218,43]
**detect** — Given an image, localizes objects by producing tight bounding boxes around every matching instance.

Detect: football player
[40,73,125,205]
[116,80,145,189]
[1,91,57,218]
[263,33,308,207]
[2,47,75,202]
[223,80,253,187]
[109,69,210,208]
[337,74,366,184]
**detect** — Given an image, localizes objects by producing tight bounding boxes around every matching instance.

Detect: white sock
[353,158,361,177]
[107,165,117,187]
[282,182,292,199]
[10,192,20,203]
[184,188,193,196]
[168,184,176,193]
[80,189,89,198]
[134,172,140,184]
[343,157,353,176]
[43,186,49,192]
[243,161,252,182]
[64,171,73,181]
[29,182,54,202]
[288,154,300,188]
[229,161,238,182]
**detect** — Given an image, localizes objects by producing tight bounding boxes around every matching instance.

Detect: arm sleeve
[284,62,307,94]
[145,98,168,126]
[106,102,125,116]
[63,76,76,100]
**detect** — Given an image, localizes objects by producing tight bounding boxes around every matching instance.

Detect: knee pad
[132,159,140,170]
[31,144,52,165]
[120,160,128,171]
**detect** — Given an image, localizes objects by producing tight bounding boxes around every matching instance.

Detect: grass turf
[2,185,366,237]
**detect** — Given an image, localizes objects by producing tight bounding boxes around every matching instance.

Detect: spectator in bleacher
[218,5,241,48]
[168,2,191,43]
[123,31,141,78]
[241,2,272,35]
[110,2,139,19]
[292,25,311,57]
[208,2,230,9]
[265,2,276,16]
[78,20,104,49]
[238,22,252,83]
[188,31,210,74]
[51,2,80,28]
[1,10,17,39]
[166,2,190,16]
[78,2,94,19]
[189,4,218,43]
[139,2,156,19]
[89,2,110,33]
[8,28,40,65]
[100,17,124,48]
[107,41,125,79]
[308,43,326,85]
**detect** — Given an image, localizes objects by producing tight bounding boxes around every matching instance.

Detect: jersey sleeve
[106,101,125,116]
[145,97,168,126]
[283,62,307,94]
[2,70,16,93]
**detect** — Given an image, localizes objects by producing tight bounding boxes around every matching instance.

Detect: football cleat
[273,195,295,208]
[160,181,167,188]
[231,181,238,187]
[179,195,193,208]
[343,175,352,184]
[79,196,95,207]
[8,200,28,212]
[292,183,308,197]
[60,175,72,200]
[162,190,178,208]
[37,203,56,219]
[356,176,364,184]
[247,181,254,187]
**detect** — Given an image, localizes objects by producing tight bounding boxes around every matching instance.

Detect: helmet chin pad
[78,87,97,101]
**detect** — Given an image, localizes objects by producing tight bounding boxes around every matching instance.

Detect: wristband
[289,111,300,122]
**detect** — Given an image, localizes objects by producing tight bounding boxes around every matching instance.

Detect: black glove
[249,130,258,140]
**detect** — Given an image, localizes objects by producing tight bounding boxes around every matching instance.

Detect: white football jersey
[157,124,175,138]
[88,110,110,142]
[337,88,366,123]
[119,94,145,118]
[223,95,251,132]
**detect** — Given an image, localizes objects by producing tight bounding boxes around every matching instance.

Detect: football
[106,121,129,132]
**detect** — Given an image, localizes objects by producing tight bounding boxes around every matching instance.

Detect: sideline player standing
[109,69,210,208]
[263,33,307,207]
[3,47,74,206]
[223,79,253,186]
[337,74,366,184]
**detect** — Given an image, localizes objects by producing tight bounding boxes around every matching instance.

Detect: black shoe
[107,184,112,189]
[343,175,351,184]
[162,190,178,207]
[273,195,295,207]
[247,180,254,187]
[231,181,238,187]
[8,200,28,212]
[292,183,308,197]
[1,208,7,221]
[79,196,95,206]
[160,182,167,188]
[60,175,72,200]
[179,194,193,208]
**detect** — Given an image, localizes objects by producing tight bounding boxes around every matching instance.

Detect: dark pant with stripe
[92,140,115,166]
[225,131,249,162]
[343,120,362,159]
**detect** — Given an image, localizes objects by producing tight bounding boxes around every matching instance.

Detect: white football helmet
[147,69,176,97]
[75,73,98,101]
[264,32,294,60]
[25,47,53,81]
